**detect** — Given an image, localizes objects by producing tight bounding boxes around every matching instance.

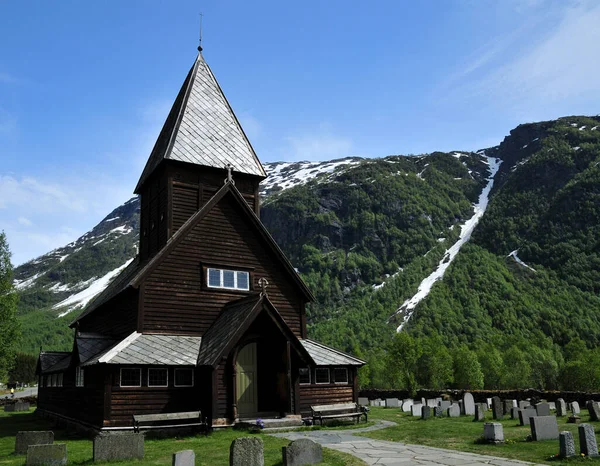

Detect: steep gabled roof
[135,51,266,193]
[37,352,71,375]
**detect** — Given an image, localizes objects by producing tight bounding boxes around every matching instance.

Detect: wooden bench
[132,411,207,433]
[310,402,368,426]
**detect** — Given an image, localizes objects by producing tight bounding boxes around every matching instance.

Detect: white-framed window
[45,375,50,387]
[57,373,64,387]
[333,368,348,384]
[207,268,250,291]
[76,367,85,387]
[299,368,311,385]
[148,368,168,387]
[120,368,142,387]
[174,368,194,387]
[315,368,330,384]
[51,373,57,387]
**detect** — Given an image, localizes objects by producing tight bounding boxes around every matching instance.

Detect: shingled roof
[300,339,365,366]
[135,51,266,193]
[38,352,71,374]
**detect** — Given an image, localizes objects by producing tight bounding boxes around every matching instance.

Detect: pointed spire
[135,49,266,194]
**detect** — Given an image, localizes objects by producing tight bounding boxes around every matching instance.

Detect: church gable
[140,186,308,337]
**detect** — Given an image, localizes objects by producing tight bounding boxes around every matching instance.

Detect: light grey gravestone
[556,398,567,417]
[434,406,443,417]
[549,402,556,410]
[4,403,15,412]
[474,403,486,422]
[535,402,550,416]
[411,404,423,417]
[426,398,437,408]
[173,450,195,466]
[402,400,413,412]
[572,401,581,415]
[26,444,67,466]
[487,398,493,409]
[518,400,530,409]
[15,401,30,412]
[421,406,432,419]
[230,437,264,466]
[463,392,475,416]
[16,431,54,455]
[492,397,503,420]
[93,433,144,462]
[385,398,400,408]
[530,416,559,441]
[421,397,426,405]
[519,407,537,426]
[483,423,504,444]
[439,400,451,411]
[559,431,576,458]
[587,401,600,422]
[368,399,380,407]
[503,399,513,415]
[510,407,519,420]
[358,397,369,407]
[579,423,599,457]
[512,399,518,408]
[447,404,460,418]
[282,438,322,466]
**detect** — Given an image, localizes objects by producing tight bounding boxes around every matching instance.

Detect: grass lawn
[367,406,600,465]
[0,410,365,465]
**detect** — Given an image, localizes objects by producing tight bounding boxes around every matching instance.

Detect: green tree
[417,334,453,389]
[8,352,37,384]
[385,332,422,394]
[452,345,484,389]
[501,345,531,389]
[0,232,20,381]
[476,344,504,389]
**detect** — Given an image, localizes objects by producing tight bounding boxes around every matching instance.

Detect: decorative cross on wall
[258,277,269,295]
[224,163,235,185]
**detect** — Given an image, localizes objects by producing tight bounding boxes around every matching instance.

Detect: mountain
[13,116,600,380]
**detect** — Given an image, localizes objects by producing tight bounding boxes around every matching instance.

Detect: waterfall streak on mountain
[393,155,502,331]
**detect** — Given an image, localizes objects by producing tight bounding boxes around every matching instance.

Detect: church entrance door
[236,342,258,417]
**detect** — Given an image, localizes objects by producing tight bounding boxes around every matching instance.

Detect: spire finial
[198,13,204,52]
[258,277,269,296]
[224,163,235,185]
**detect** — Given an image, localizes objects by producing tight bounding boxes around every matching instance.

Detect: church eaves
[135,50,266,193]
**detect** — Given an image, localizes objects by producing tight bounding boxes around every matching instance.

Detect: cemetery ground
[364,406,600,465]
[0,411,363,465]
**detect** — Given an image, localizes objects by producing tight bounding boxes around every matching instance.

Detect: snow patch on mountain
[508,249,536,272]
[14,272,45,290]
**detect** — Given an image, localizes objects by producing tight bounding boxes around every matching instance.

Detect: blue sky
[1,0,599,266]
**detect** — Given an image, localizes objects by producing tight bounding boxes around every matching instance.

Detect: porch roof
[82,332,202,366]
[38,352,71,374]
[299,339,365,366]
[76,333,119,364]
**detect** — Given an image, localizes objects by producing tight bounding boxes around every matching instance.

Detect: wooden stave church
[36,47,365,431]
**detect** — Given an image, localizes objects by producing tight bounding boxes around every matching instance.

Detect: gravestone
[447,404,460,418]
[474,403,486,422]
[16,431,54,455]
[385,398,400,408]
[535,402,550,416]
[587,401,600,422]
[411,404,423,417]
[426,399,437,408]
[510,407,519,420]
[519,407,537,426]
[530,416,559,441]
[486,398,492,409]
[173,450,195,466]
[369,399,382,407]
[559,431,575,458]
[439,400,451,411]
[463,392,475,416]
[503,400,513,415]
[93,433,144,462]
[401,400,413,412]
[491,397,503,420]
[26,444,67,466]
[579,424,599,457]
[549,402,556,410]
[421,406,432,420]
[4,404,15,412]
[15,402,30,412]
[435,397,443,404]
[518,400,530,409]
[282,438,322,466]
[556,398,567,417]
[434,406,443,417]
[230,437,264,466]
[568,416,581,424]
[572,401,581,415]
[358,397,369,407]
[459,400,464,415]
[483,423,504,444]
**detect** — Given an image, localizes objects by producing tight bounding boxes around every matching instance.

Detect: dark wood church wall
[141,194,304,336]
[79,289,138,338]
[140,167,169,261]
[298,368,357,417]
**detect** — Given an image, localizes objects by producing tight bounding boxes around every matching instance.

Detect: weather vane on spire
[198,12,204,52]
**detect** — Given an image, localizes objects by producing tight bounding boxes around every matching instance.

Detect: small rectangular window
[208,268,221,287]
[45,375,50,387]
[174,368,194,387]
[120,368,141,387]
[51,374,57,387]
[76,367,85,387]
[315,368,330,384]
[299,368,311,385]
[206,268,250,291]
[333,368,348,384]
[58,373,64,387]
[148,368,168,387]
[223,270,235,288]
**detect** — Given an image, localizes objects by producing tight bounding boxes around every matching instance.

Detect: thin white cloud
[0,176,87,213]
[17,216,32,226]
[281,125,353,161]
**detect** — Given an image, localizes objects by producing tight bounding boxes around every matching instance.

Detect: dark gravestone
[587,401,600,422]
[483,423,504,444]
[282,438,322,466]
[568,416,582,424]
[503,400,513,415]
[572,401,581,415]
[491,397,503,420]
[535,402,550,416]
[434,406,443,417]
[93,433,144,462]
[173,450,195,466]
[16,431,54,455]
[459,400,464,415]
[474,403,486,422]
[230,437,264,466]
[519,408,537,426]
[579,423,599,457]
[556,398,567,417]
[559,431,576,458]
[26,444,67,466]
[463,393,475,416]
[4,403,15,412]
[530,416,559,441]
[447,404,460,418]
[510,407,519,420]
[421,406,432,420]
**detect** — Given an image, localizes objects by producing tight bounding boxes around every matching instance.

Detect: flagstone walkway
[270,420,541,465]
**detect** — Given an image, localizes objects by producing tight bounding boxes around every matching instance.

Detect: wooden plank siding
[141,192,304,336]
[298,382,355,417]
[79,289,138,338]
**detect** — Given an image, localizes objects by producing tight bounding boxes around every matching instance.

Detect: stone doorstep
[237,416,304,429]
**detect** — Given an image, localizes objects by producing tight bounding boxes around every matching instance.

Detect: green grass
[367,406,600,465]
[0,411,365,465]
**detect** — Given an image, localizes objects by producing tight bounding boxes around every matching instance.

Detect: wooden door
[236,342,258,417]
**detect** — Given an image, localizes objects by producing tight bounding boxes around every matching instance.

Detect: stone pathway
[270,420,541,465]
